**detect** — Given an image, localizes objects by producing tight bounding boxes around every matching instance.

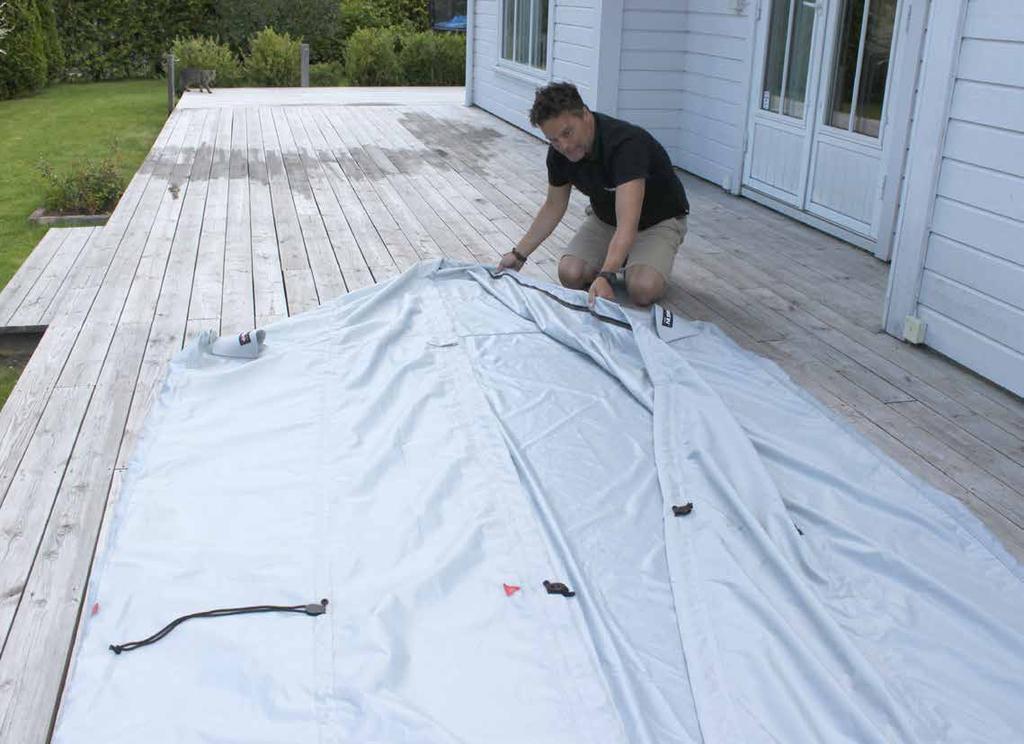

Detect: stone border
[28,208,109,227]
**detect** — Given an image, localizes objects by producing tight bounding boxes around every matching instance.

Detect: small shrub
[345,27,400,86]
[398,31,464,86]
[309,60,345,87]
[37,145,125,215]
[243,26,301,86]
[172,35,242,86]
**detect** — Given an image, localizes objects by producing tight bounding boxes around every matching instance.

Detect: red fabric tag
[91,602,100,616]
[503,584,520,597]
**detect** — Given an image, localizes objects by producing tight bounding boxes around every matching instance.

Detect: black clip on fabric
[543,580,576,598]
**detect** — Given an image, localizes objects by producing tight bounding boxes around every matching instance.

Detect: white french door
[743,0,903,244]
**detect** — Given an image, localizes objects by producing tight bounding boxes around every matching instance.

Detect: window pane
[515,0,530,64]
[828,0,866,130]
[502,0,515,62]
[781,0,815,118]
[502,0,548,70]
[761,0,791,113]
[532,0,548,69]
[854,0,896,136]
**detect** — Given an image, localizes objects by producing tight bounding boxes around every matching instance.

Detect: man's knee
[559,256,595,289]
[626,268,665,306]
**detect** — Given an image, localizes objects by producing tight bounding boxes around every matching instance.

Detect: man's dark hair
[529,82,587,127]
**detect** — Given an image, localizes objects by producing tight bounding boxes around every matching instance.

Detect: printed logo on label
[238,331,251,345]
[661,308,674,328]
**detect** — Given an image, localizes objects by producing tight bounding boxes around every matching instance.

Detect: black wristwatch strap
[512,248,529,263]
[596,270,617,283]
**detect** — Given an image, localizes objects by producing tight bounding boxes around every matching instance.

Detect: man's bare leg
[625,264,666,307]
[558,255,599,290]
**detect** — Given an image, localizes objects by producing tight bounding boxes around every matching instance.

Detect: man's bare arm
[515,183,571,257]
[602,178,645,273]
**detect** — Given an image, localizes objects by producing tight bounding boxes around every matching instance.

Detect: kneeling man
[498,82,690,307]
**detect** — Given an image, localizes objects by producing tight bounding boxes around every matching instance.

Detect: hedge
[53,0,211,81]
[347,27,464,87]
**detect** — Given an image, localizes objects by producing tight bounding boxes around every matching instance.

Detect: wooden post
[166,53,176,113]
[300,44,310,87]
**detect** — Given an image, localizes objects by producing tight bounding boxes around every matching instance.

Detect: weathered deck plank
[0,93,1021,743]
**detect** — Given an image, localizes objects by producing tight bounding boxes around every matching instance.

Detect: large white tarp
[55,260,1024,743]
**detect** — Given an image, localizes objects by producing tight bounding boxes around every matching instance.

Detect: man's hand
[497,251,525,272]
[588,275,615,306]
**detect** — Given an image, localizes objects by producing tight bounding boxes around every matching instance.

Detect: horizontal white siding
[618,0,753,190]
[917,0,1024,396]
[471,0,600,135]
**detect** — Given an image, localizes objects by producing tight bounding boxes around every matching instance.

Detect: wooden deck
[0,89,1022,742]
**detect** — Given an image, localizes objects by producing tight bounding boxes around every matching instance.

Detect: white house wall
[886,0,1024,397]
[470,0,600,135]
[618,0,755,191]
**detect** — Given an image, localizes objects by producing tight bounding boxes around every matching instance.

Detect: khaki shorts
[563,209,688,280]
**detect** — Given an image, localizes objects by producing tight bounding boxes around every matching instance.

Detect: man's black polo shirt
[546,112,690,230]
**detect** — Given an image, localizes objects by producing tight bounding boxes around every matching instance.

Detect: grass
[0,79,168,290]
[0,79,168,409]
[0,365,18,405]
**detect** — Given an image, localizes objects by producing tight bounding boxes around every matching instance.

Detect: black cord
[109,599,329,654]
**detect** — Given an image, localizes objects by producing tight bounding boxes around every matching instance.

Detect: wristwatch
[596,270,617,284]
[511,248,529,263]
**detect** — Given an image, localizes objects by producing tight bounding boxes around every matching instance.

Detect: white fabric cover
[55,261,1024,743]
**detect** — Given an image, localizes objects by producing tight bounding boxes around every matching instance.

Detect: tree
[0,0,48,99]
[36,0,62,79]
[0,3,12,56]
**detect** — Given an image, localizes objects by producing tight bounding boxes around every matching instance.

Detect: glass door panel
[826,0,897,137]
[761,0,817,119]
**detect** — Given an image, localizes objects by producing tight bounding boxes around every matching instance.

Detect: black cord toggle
[543,580,576,597]
[672,503,694,517]
[109,598,330,655]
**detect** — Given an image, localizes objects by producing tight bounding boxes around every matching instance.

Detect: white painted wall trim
[872,0,930,260]
[465,0,477,106]
[733,0,760,195]
[594,0,624,115]
[883,0,969,337]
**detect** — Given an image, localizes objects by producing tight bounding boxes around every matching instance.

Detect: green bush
[339,0,428,38]
[243,27,300,86]
[309,61,345,87]
[37,145,126,214]
[172,35,241,85]
[0,0,48,99]
[344,27,400,86]
[399,31,464,85]
[36,0,63,81]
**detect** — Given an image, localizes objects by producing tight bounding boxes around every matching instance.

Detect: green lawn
[0,79,168,408]
[0,365,18,406]
[0,79,168,290]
